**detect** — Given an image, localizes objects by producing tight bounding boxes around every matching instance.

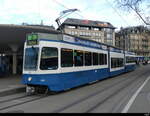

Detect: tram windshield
[40,47,58,70]
[24,47,39,70]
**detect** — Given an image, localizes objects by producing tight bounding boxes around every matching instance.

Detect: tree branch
[128,4,150,25]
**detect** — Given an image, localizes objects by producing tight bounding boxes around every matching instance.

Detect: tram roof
[32,32,123,52]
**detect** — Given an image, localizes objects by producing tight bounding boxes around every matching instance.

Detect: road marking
[122,76,150,113]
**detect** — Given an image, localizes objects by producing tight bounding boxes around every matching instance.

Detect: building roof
[60,18,115,29]
[117,26,150,34]
[0,24,59,53]
[0,24,56,31]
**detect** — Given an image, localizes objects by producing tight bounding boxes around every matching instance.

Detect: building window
[88,32,91,36]
[71,31,75,35]
[94,28,99,31]
[104,28,113,33]
[106,40,113,45]
[107,34,113,40]
[67,26,76,29]
[74,31,78,35]
[83,32,86,36]
[95,33,99,37]
[68,31,72,35]
[79,32,83,36]
[93,32,96,36]
[98,33,101,37]
[80,26,89,30]
[86,32,89,36]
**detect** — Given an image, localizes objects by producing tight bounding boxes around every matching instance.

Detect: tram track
[0,70,136,113]
[0,66,149,113]
[0,69,136,112]
[0,93,51,111]
[85,70,150,113]
[52,67,150,113]
[0,94,27,104]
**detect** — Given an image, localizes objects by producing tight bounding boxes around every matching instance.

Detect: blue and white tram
[125,51,136,72]
[22,33,136,94]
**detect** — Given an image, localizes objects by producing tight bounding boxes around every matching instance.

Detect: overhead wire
[52,0,85,19]
[105,0,131,27]
[52,0,134,28]
[53,0,132,27]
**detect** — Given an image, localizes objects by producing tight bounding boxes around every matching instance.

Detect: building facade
[115,26,150,57]
[58,18,116,46]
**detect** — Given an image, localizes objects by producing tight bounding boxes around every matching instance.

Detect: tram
[22,32,136,94]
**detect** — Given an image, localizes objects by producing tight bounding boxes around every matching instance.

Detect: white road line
[122,76,150,113]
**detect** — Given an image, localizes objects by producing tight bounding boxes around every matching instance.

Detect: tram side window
[126,57,129,63]
[132,57,136,63]
[111,58,115,68]
[99,53,107,65]
[117,59,120,67]
[61,48,73,67]
[85,52,92,66]
[74,50,84,67]
[99,54,103,65]
[93,53,98,65]
[40,47,58,70]
[111,58,124,68]
[119,59,123,67]
[126,57,135,63]
[104,54,107,65]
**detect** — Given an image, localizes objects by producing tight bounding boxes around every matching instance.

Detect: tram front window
[40,47,58,70]
[24,47,39,70]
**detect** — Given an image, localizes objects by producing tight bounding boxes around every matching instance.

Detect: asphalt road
[1,65,150,113]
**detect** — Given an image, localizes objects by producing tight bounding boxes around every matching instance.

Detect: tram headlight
[28,77,32,81]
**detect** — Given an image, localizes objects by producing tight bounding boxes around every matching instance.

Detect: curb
[0,86,26,97]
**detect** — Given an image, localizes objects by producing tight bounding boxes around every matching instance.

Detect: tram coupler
[26,85,36,96]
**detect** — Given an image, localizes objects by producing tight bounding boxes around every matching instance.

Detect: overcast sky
[0,0,148,30]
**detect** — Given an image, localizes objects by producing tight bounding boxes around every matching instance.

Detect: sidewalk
[0,75,25,96]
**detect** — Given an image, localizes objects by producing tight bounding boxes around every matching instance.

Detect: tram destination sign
[27,34,39,46]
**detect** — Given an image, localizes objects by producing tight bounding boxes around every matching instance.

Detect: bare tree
[116,0,150,25]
